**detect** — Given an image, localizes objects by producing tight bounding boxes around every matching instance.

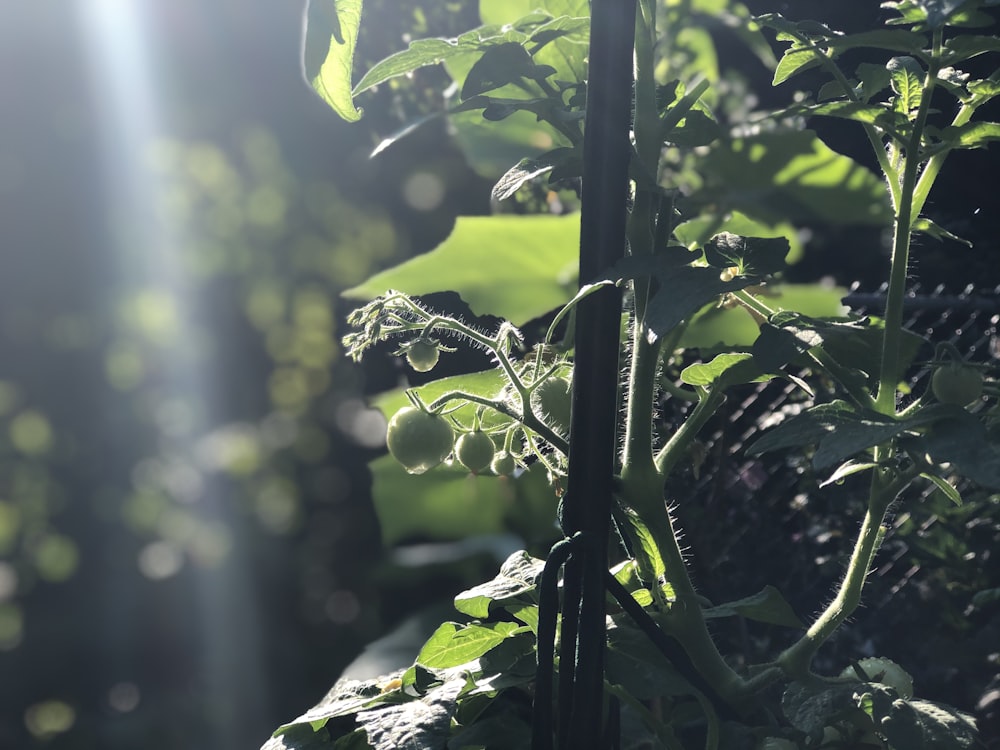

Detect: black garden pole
[541,0,636,748]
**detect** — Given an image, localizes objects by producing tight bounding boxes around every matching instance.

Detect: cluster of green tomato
[385,338,573,477]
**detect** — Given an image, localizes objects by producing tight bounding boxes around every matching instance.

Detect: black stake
[558,1,636,748]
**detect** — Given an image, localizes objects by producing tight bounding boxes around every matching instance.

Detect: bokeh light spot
[324,590,361,625]
[254,478,299,535]
[402,171,445,212]
[0,562,18,601]
[105,344,145,391]
[335,399,387,449]
[137,541,184,580]
[0,604,23,650]
[125,289,179,344]
[25,700,76,739]
[33,534,79,582]
[108,682,141,713]
[0,501,22,553]
[10,411,54,456]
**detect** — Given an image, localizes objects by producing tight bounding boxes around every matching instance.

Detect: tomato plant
[266,1,1000,748]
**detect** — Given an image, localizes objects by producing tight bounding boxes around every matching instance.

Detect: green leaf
[447,713,532,750]
[613,260,756,339]
[773,46,823,86]
[491,148,579,201]
[478,2,589,84]
[751,312,925,386]
[370,455,552,545]
[673,211,805,264]
[344,215,579,324]
[332,730,373,750]
[703,233,790,275]
[460,43,554,99]
[887,55,925,115]
[605,616,695,700]
[504,603,540,633]
[747,400,867,456]
[416,622,520,669]
[453,551,543,618]
[353,26,526,95]
[691,130,893,225]
[827,29,929,53]
[751,402,968,470]
[938,120,1000,148]
[304,0,364,122]
[857,62,894,101]
[614,507,673,602]
[912,217,973,246]
[789,102,905,136]
[355,678,465,750]
[916,411,1000,487]
[813,408,946,468]
[662,109,721,147]
[782,681,862,734]
[882,0,996,29]
[480,0,589,28]
[680,352,771,388]
[682,283,848,349]
[879,697,981,749]
[944,34,1000,62]
[373,370,507,425]
[968,76,1000,102]
[702,585,804,628]
[921,472,964,505]
[820,460,879,487]
[263,724,341,750]
[449,106,567,177]
[272,676,400,737]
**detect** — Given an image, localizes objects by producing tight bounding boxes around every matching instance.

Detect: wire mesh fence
[656,283,999,725]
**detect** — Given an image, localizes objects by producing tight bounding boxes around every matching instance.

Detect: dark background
[1,2,997,749]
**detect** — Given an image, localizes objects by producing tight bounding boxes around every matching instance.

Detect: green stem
[910,100,977,219]
[786,31,901,209]
[654,388,725,476]
[623,334,663,473]
[621,0,662,477]
[875,31,941,415]
[778,465,918,676]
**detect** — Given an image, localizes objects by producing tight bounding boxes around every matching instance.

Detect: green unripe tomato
[840,656,914,699]
[931,363,983,406]
[385,407,454,474]
[531,377,572,436]
[404,338,440,373]
[490,451,516,476]
[455,430,496,473]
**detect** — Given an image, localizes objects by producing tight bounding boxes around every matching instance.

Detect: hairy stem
[875,30,941,414]
[778,465,917,676]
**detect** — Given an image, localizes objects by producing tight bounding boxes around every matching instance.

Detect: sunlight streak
[78,2,269,744]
